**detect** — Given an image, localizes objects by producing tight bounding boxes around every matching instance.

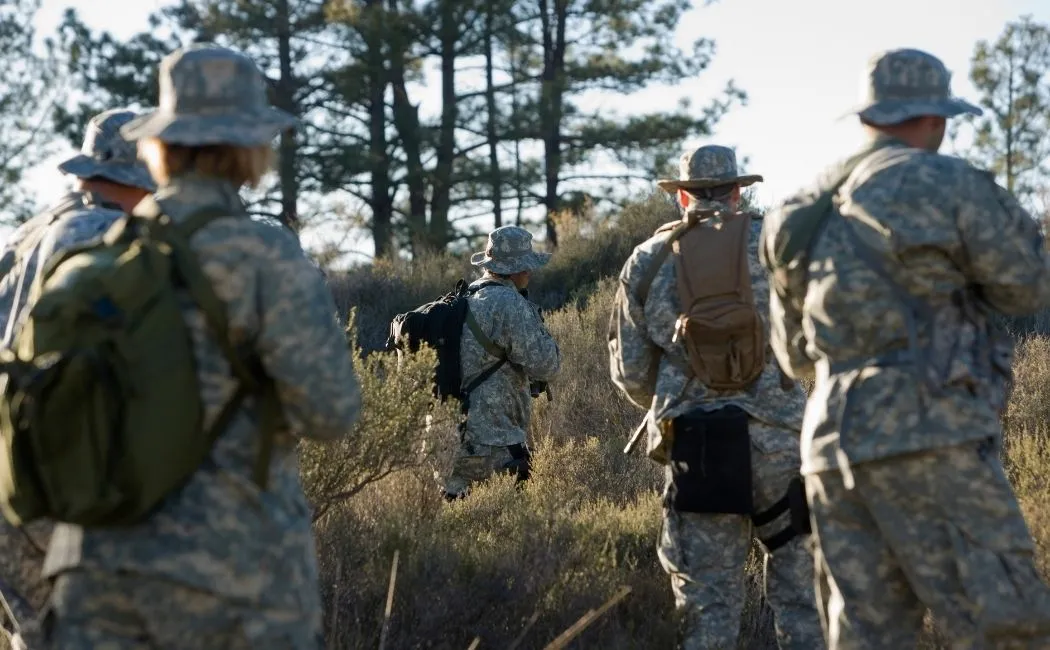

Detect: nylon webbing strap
[134,198,283,490]
[636,217,698,305]
[465,309,505,360]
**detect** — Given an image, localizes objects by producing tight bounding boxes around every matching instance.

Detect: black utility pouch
[786,476,811,536]
[666,405,753,514]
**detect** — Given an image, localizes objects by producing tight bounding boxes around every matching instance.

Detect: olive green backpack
[0,198,280,528]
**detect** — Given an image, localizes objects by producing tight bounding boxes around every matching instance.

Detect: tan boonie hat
[656,145,762,193]
[121,42,297,147]
[470,226,551,275]
[844,48,982,126]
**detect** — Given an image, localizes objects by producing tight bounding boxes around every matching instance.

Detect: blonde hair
[138,137,276,189]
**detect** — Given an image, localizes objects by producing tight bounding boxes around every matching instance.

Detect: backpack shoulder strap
[636,210,717,304]
[462,280,509,360]
[461,280,511,396]
[138,198,281,489]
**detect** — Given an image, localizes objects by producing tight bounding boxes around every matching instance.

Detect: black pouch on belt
[666,405,753,514]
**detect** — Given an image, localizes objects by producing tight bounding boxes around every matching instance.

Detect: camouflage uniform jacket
[609,199,807,465]
[0,190,123,346]
[763,135,1050,475]
[43,173,362,615]
[459,276,561,448]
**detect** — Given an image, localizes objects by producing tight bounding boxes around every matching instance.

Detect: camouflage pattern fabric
[656,144,764,193]
[761,47,1050,648]
[659,421,821,650]
[609,197,807,465]
[444,443,522,497]
[0,192,122,347]
[56,108,157,192]
[39,174,361,645]
[469,225,551,276]
[610,144,821,649]
[19,567,322,649]
[0,110,156,617]
[807,440,1050,648]
[445,275,560,495]
[843,47,983,126]
[765,134,1048,474]
[120,43,298,147]
[0,107,154,346]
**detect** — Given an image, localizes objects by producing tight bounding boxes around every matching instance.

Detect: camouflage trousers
[16,568,324,650]
[442,441,530,498]
[0,520,53,618]
[807,438,1050,649]
[658,420,822,650]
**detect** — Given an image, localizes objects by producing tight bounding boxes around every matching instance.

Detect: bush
[325,193,677,351]
[311,279,783,648]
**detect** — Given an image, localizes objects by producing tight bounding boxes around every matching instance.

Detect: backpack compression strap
[133,196,283,490]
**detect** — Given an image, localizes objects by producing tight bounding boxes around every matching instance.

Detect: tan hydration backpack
[639,209,766,391]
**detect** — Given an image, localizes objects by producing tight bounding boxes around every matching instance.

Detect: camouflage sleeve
[500,295,560,382]
[608,259,660,410]
[958,168,1050,314]
[769,285,814,380]
[255,230,361,441]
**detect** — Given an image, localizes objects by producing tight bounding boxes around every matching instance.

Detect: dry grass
[5,194,1050,648]
[312,279,784,649]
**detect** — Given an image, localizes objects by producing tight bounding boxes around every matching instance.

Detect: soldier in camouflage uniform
[20,44,361,649]
[0,108,156,627]
[760,48,1050,648]
[442,226,561,499]
[609,146,822,649]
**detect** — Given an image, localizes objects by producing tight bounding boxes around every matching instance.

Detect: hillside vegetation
[3,196,1048,650]
[308,195,1050,648]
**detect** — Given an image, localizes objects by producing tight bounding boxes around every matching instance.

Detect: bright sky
[20,0,1050,255]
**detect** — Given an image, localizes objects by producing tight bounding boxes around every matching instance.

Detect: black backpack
[385,279,507,409]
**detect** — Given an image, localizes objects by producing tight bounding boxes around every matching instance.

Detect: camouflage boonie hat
[121,43,297,147]
[470,226,551,275]
[845,48,982,126]
[656,145,762,193]
[57,109,156,191]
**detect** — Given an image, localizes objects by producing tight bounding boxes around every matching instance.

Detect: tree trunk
[364,0,393,257]
[538,0,566,247]
[274,0,300,233]
[485,5,502,229]
[388,0,428,255]
[427,0,458,250]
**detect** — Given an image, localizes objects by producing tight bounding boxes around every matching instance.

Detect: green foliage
[325,192,677,350]
[49,9,174,149]
[954,15,1050,209]
[308,272,785,648]
[0,0,66,224]
[299,310,460,524]
[44,0,743,258]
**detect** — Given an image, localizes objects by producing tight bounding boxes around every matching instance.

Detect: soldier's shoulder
[190,209,306,261]
[619,226,673,281]
[474,280,523,304]
[854,146,982,193]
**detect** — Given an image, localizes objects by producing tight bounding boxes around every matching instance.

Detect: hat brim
[57,154,157,192]
[470,250,552,275]
[120,106,298,146]
[843,96,983,125]
[656,175,764,193]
